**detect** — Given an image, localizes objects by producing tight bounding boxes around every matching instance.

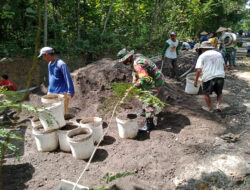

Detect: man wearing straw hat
[217,27,236,69]
[38,47,75,115]
[227,28,238,68]
[200,31,210,43]
[117,48,164,131]
[194,41,226,112]
[216,26,227,49]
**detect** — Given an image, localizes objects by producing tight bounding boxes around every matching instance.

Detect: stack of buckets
[32,95,141,159]
[31,94,103,159]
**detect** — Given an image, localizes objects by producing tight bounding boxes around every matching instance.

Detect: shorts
[202,78,224,95]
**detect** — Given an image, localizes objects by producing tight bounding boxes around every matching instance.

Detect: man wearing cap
[194,41,226,112]
[117,48,164,131]
[161,31,180,78]
[0,74,17,91]
[38,47,75,114]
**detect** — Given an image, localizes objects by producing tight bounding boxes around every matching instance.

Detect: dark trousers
[163,57,177,78]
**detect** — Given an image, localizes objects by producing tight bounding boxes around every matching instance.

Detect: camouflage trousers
[224,47,234,66]
[143,86,162,118]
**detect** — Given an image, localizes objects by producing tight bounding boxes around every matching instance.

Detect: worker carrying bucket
[194,41,226,112]
[117,48,164,131]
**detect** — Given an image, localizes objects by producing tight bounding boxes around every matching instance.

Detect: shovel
[179,68,192,80]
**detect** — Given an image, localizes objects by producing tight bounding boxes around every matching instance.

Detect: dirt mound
[69,58,137,118]
[5,53,250,190]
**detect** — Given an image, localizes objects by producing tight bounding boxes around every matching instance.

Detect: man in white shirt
[181,41,191,50]
[194,41,226,112]
[161,31,180,78]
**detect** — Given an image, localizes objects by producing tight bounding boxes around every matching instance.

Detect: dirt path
[2,56,250,190]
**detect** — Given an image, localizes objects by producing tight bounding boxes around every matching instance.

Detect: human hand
[194,81,198,87]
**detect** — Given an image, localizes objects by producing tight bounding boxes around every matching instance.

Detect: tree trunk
[102,0,115,35]
[22,0,42,101]
[149,0,168,43]
[44,0,48,46]
[52,1,58,40]
[149,0,159,43]
[76,0,80,40]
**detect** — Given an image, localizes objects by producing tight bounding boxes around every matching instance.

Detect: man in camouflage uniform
[117,48,164,131]
[217,26,235,69]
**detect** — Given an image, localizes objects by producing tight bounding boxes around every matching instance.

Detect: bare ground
[2,53,250,190]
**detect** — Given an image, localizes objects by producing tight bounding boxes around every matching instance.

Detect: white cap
[38,47,54,58]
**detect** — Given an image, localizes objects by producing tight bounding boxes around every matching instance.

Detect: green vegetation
[81,172,133,190]
[0,0,248,61]
[0,87,53,189]
[99,82,167,117]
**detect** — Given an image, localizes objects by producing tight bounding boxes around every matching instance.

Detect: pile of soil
[3,53,250,190]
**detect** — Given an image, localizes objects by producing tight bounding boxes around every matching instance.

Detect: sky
[246,0,250,9]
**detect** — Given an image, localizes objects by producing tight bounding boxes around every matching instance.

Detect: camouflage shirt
[132,54,164,91]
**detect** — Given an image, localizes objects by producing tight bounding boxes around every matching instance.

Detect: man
[181,41,191,50]
[161,31,180,78]
[194,41,226,112]
[208,32,218,49]
[0,74,17,91]
[227,28,237,68]
[117,48,164,131]
[200,31,210,43]
[38,47,75,114]
[216,26,227,50]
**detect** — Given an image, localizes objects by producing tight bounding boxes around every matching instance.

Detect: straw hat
[200,31,208,35]
[216,27,227,33]
[227,28,232,32]
[199,41,214,49]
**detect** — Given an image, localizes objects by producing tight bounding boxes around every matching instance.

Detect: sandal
[215,104,222,112]
[202,106,213,113]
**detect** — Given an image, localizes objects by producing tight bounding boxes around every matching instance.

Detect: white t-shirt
[182,42,191,49]
[164,39,179,59]
[195,50,225,82]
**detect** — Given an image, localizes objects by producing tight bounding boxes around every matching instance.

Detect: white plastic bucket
[38,102,66,131]
[67,127,94,160]
[59,180,89,190]
[41,94,64,104]
[30,117,41,128]
[32,125,58,152]
[79,117,103,144]
[58,121,79,152]
[185,72,201,94]
[116,114,138,139]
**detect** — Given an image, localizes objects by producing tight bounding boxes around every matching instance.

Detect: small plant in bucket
[98,82,167,117]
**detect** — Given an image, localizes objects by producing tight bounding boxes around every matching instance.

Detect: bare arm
[194,68,202,87]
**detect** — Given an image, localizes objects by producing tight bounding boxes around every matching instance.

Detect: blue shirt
[48,58,75,95]
[200,35,210,42]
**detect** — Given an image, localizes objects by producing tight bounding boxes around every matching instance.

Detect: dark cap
[1,74,8,80]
